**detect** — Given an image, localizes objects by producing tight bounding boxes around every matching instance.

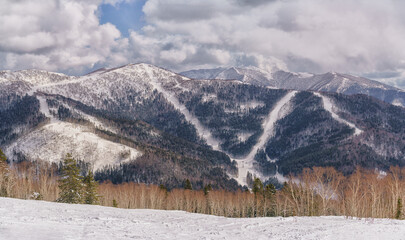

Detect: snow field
[5,122,141,171]
[1,197,405,240]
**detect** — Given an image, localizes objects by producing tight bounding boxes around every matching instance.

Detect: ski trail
[314,92,362,136]
[36,95,58,124]
[144,66,221,150]
[234,91,297,186]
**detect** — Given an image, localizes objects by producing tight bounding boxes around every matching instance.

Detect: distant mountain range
[181,67,405,107]
[1,64,405,189]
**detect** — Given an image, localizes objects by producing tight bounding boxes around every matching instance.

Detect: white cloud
[131,0,405,82]
[1,0,405,87]
[0,0,121,74]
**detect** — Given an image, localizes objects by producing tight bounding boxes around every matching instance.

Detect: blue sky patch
[99,0,147,37]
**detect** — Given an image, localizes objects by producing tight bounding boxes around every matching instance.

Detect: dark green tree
[112,199,118,208]
[83,170,99,205]
[252,178,264,217]
[203,184,212,195]
[264,184,277,216]
[264,184,276,198]
[396,198,403,219]
[252,178,264,196]
[184,179,192,190]
[57,153,84,204]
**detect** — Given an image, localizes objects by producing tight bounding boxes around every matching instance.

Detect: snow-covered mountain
[181,67,405,107]
[1,63,405,188]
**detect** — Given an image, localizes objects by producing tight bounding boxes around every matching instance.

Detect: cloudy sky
[1,0,405,88]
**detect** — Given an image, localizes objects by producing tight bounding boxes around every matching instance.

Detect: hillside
[181,67,405,107]
[1,197,404,240]
[1,64,405,187]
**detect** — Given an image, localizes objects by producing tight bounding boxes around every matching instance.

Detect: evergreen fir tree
[264,184,276,198]
[184,179,192,190]
[57,153,84,204]
[252,178,264,217]
[396,198,403,219]
[83,170,99,205]
[203,184,212,195]
[112,199,118,208]
[252,178,264,196]
[264,184,277,216]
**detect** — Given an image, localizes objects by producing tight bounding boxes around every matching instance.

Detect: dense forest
[0,95,46,145]
[177,81,287,156]
[4,93,239,190]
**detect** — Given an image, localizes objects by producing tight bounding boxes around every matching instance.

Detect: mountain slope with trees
[1,63,405,187]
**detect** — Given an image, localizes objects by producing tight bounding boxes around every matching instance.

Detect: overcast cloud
[1,0,405,88]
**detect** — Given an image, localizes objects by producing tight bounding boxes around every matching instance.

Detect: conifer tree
[252,178,264,217]
[264,184,277,216]
[396,198,403,219]
[58,153,84,204]
[83,170,99,205]
[264,184,276,199]
[203,184,212,195]
[112,199,118,208]
[184,179,192,190]
[252,178,264,196]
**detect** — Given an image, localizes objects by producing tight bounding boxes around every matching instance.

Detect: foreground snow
[1,198,404,240]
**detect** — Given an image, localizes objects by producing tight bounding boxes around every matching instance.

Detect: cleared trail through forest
[144,65,222,150]
[314,92,363,136]
[234,91,297,185]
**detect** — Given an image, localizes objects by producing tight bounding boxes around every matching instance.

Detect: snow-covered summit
[0,69,70,86]
[181,67,405,107]
[181,66,275,86]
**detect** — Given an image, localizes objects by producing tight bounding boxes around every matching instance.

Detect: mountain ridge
[1,63,405,188]
[181,67,405,107]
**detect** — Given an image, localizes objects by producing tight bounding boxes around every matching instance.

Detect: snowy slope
[4,122,140,170]
[1,197,405,240]
[234,91,297,184]
[182,66,276,86]
[314,92,363,136]
[181,67,405,107]
[2,63,405,188]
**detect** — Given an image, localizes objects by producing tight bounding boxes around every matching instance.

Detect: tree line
[0,147,404,219]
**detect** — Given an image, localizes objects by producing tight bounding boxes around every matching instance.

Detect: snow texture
[234,91,297,185]
[143,64,222,150]
[314,92,363,136]
[1,197,404,240]
[5,87,140,170]
[5,122,141,171]
[181,67,405,107]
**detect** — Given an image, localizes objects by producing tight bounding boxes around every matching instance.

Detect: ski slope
[234,91,297,185]
[1,197,404,240]
[143,64,222,150]
[314,92,363,136]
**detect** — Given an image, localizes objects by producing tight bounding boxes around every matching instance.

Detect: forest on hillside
[1,150,404,219]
